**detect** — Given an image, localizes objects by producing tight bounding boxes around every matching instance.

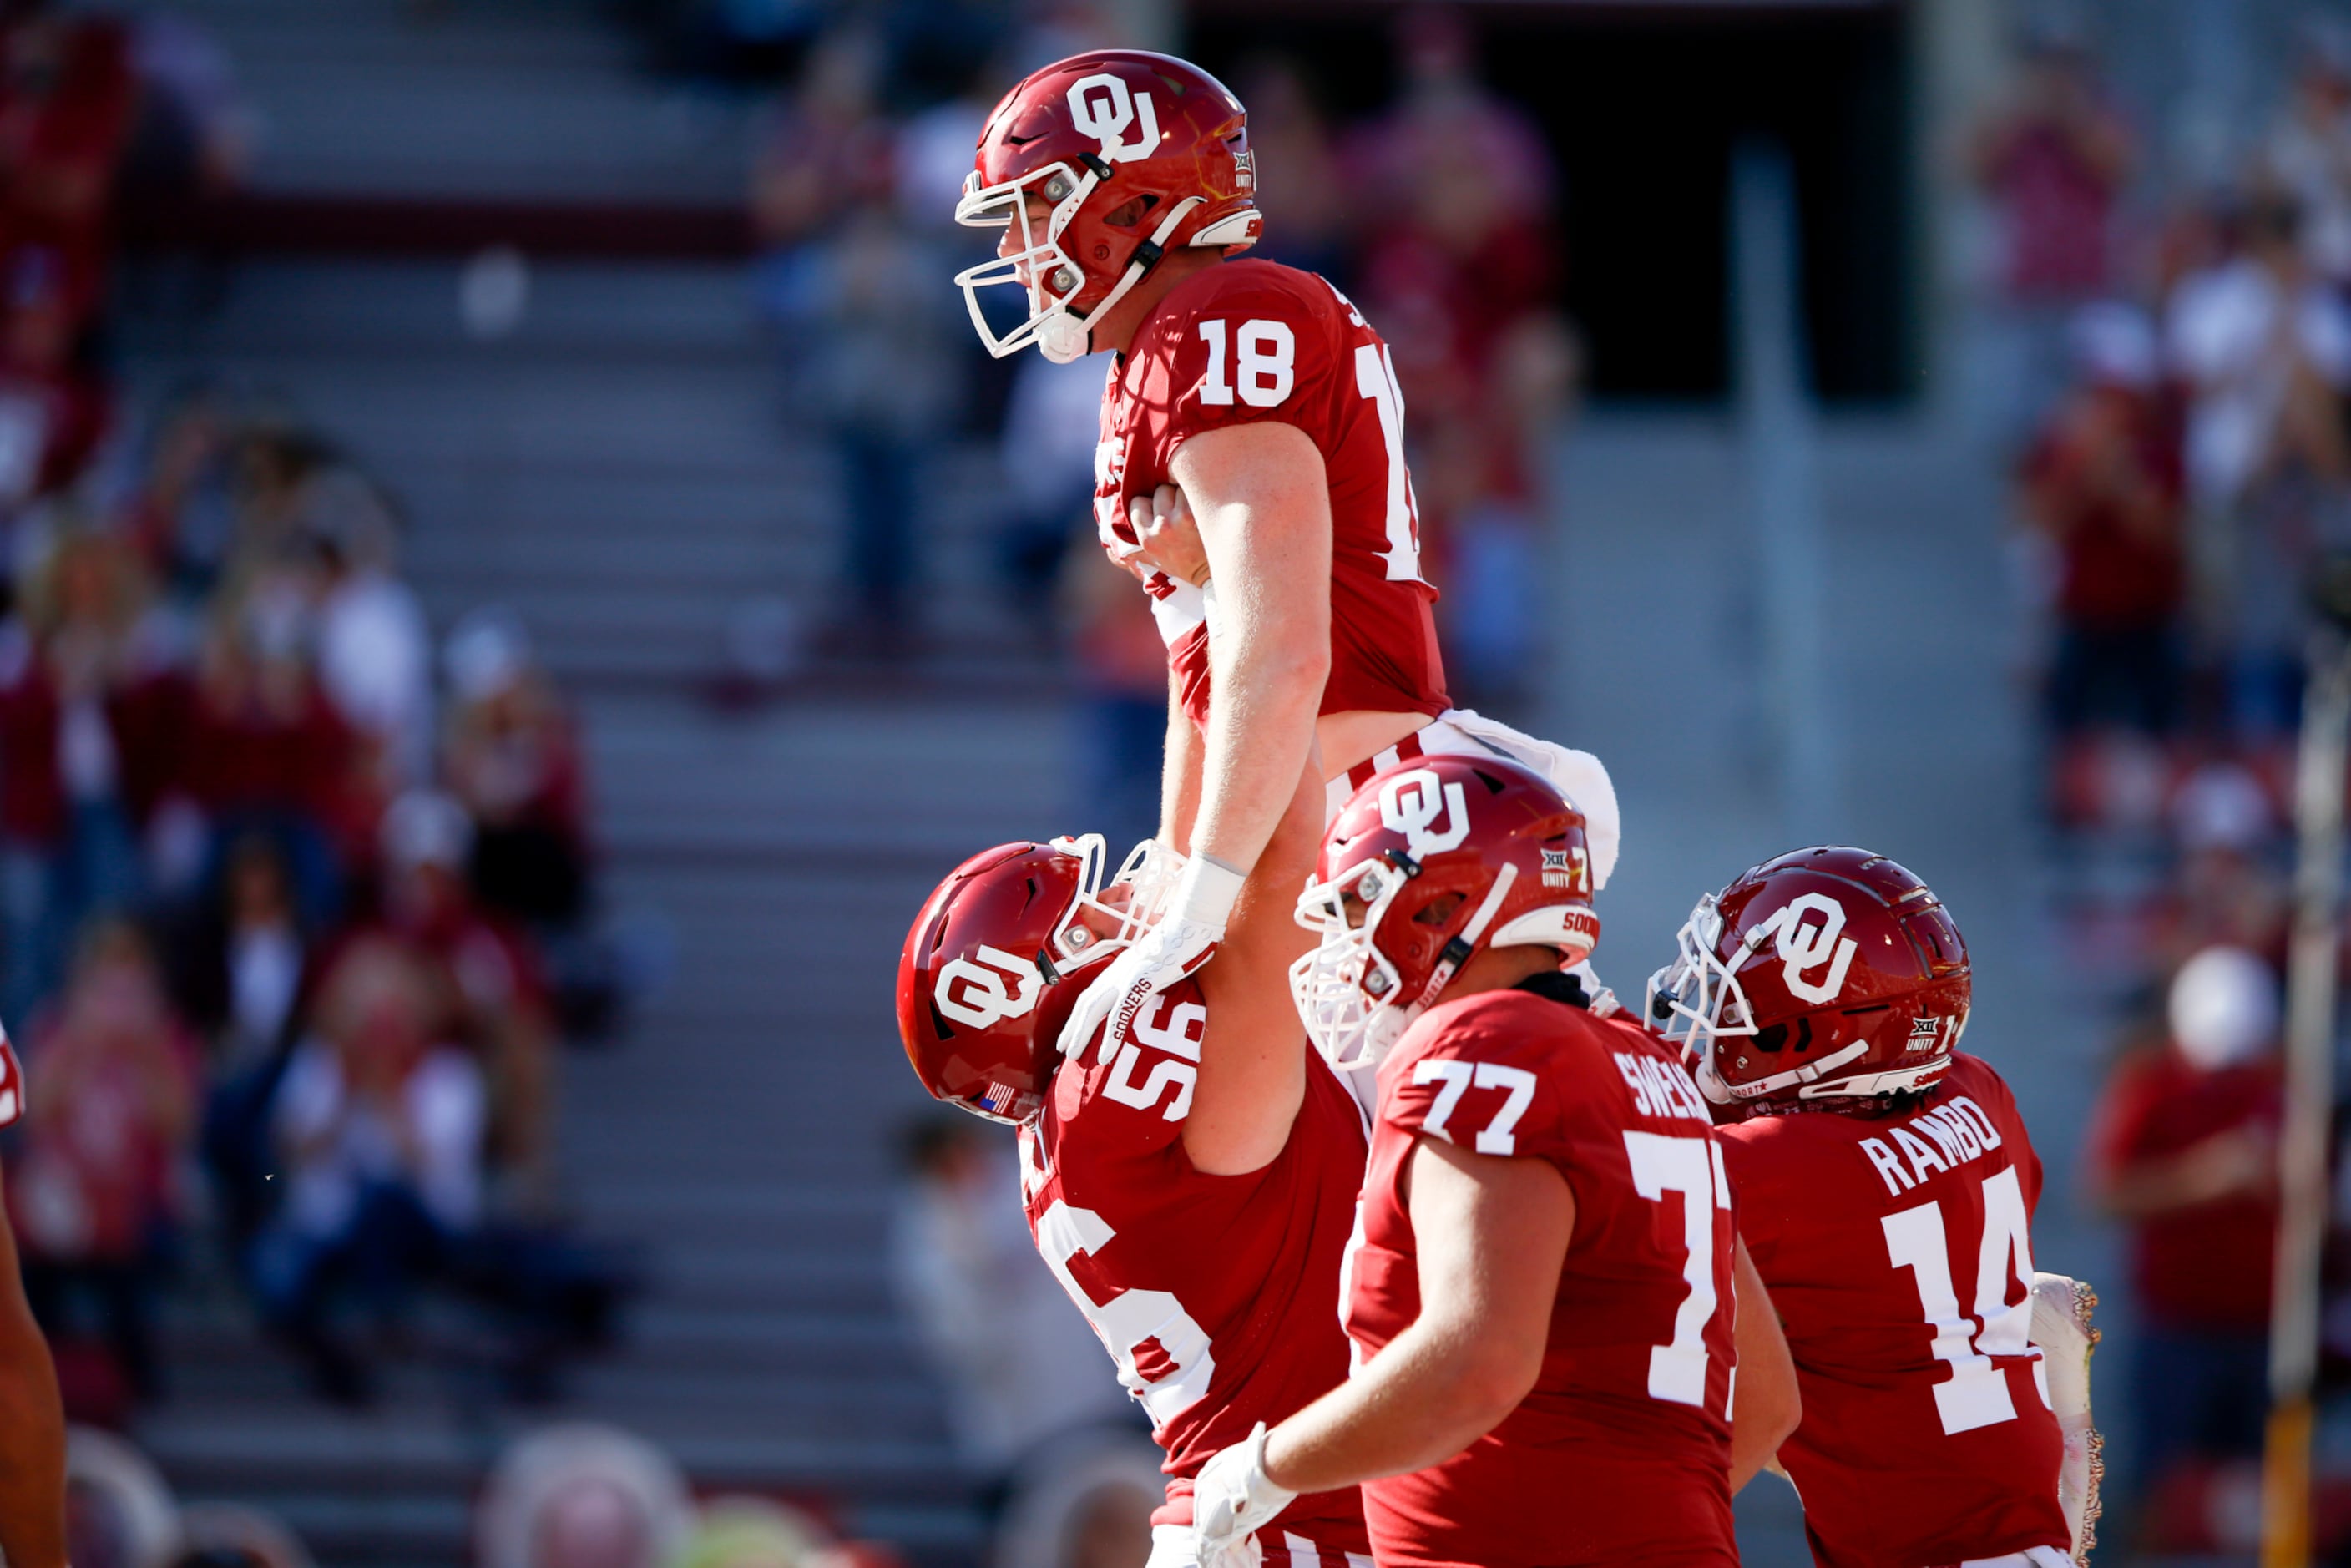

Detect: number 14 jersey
[1347,987,1738,1568]
[1094,258,1450,729]
[1717,1053,2069,1568]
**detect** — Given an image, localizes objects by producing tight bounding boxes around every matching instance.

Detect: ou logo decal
[1379,768,1470,860]
[1065,73,1160,164]
[1752,892,1859,1006]
[934,944,1043,1029]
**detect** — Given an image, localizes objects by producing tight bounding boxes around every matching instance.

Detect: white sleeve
[406,1050,487,1232]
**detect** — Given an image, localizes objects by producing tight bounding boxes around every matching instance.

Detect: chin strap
[1039,196,1204,363]
[1698,1039,1870,1105]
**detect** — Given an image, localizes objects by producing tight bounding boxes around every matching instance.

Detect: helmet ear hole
[1413,892,1466,927]
[1754,1023,1787,1054]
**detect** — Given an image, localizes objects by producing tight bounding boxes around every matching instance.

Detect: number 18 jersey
[1095,258,1449,729]
[1347,987,1737,1568]
[1717,1053,2069,1568]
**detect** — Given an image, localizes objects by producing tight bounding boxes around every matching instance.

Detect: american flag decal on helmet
[0,1030,20,1129]
[977,1081,1022,1117]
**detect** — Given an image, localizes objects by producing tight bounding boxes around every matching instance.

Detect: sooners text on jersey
[1017,977,1373,1554]
[1719,1052,2068,1568]
[1347,987,1738,1568]
[1095,259,1449,727]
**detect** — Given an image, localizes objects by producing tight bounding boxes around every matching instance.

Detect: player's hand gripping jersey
[1019,975,1374,1555]
[1719,1054,2070,1568]
[1095,259,1450,727]
[1347,987,1738,1568]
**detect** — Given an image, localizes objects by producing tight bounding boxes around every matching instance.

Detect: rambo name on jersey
[1858,1095,2007,1197]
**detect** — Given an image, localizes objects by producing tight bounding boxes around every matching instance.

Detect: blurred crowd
[731,2,1576,842]
[1971,9,2351,1554]
[0,0,624,1424]
[61,1419,927,1568]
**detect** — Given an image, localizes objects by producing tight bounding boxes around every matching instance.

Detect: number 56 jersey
[1717,1053,2068,1568]
[1095,257,1449,729]
[1017,978,1373,1555]
[1347,987,1738,1568]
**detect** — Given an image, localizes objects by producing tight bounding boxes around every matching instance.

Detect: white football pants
[1146,1525,1373,1568]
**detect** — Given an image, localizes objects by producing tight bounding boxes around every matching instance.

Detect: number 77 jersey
[1717,1052,2069,1568]
[1095,257,1451,730]
[1347,987,1739,1568]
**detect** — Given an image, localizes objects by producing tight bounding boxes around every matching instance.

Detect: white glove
[1191,1424,1297,1568]
[1057,856,1244,1060]
[2030,1271,2103,1565]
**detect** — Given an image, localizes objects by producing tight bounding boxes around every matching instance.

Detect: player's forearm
[1262,1322,1523,1495]
[1191,599,1327,874]
[0,1255,67,1568]
[1161,677,1202,853]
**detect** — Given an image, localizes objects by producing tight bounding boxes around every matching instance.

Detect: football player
[897,835,1375,1566]
[1647,847,2096,1568]
[0,1027,68,1568]
[1191,757,1800,1568]
[951,50,1620,1080]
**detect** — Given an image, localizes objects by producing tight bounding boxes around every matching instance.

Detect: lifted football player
[1649,848,2100,1568]
[1192,757,1799,1568]
[951,50,1620,1088]
[897,836,1375,1566]
[0,1028,68,1568]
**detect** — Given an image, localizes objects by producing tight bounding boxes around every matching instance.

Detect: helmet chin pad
[1035,311,1091,364]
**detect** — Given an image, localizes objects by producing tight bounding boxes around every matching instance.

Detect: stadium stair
[111,3,1065,1563]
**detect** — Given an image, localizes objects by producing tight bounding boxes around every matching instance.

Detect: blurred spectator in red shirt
[184,559,368,909]
[2085,944,2282,1493]
[0,3,134,333]
[0,528,186,1019]
[0,245,109,530]
[442,609,592,930]
[2018,302,2186,739]
[7,918,198,1410]
[1964,23,2135,447]
[1344,8,1574,714]
[1969,26,2132,303]
[365,790,555,1210]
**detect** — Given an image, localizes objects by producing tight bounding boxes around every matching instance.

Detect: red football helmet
[1292,756,1600,1070]
[897,835,1163,1125]
[1646,847,1972,1113]
[954,50,1261,362]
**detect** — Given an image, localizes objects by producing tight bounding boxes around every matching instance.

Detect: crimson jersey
[1347,988,1738,1568]
[1095,258,1449,727]
[1017,979,1372,1552]
[1718,1053,2069,1568]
